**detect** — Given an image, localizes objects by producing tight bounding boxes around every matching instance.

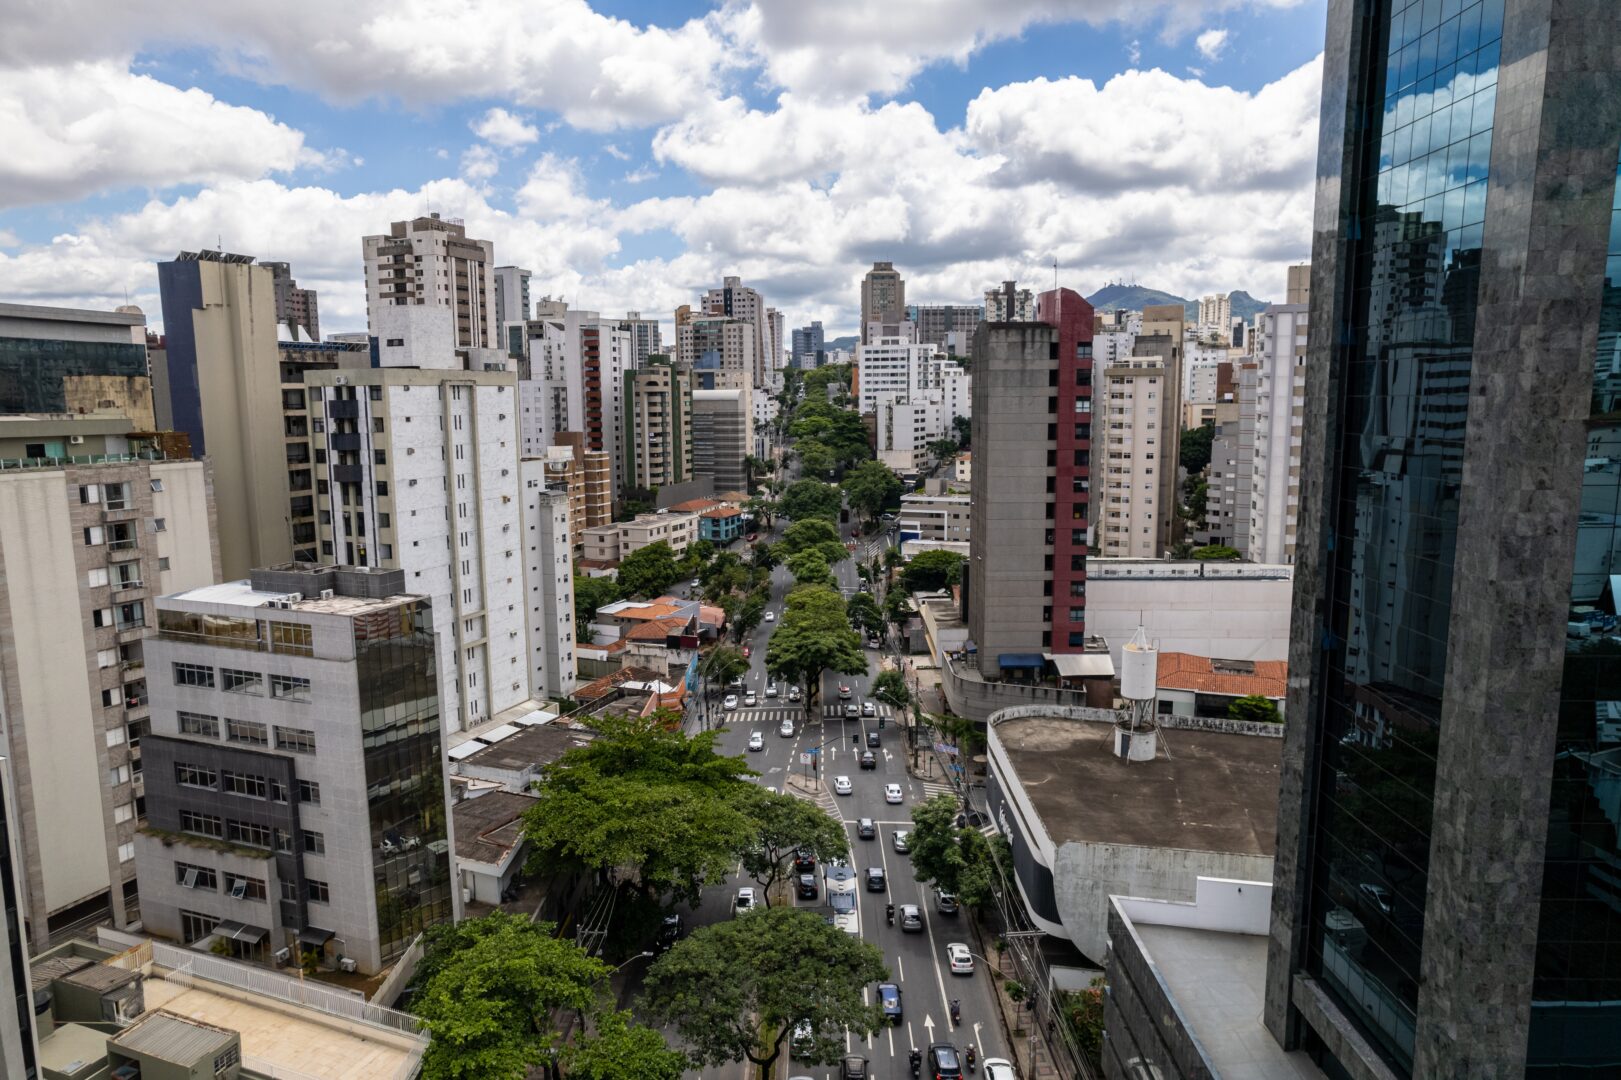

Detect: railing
[0,450,166,471]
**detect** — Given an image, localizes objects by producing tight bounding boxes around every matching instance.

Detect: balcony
[107,542,142,562]
[326,400,360,420]
[332,464,365,483]
[328,433,363,453]
[113,578,145,593]
[120,658,145,680]
[101,504,140,523]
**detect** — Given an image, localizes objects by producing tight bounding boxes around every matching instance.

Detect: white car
[744,691,758,706]
[884,783,903,804]
[779,718,795,737]
[735,887,757,915]
[748,731,764,751]
[983,1057,1018,1080]
[788,686,802,701]
[723,694,739,711]
[861,701,876,717]
[690,579,701,589]
[833,775,853,795]
[764,611,776,622]
[766,682,779,698]
[947,942,973,974]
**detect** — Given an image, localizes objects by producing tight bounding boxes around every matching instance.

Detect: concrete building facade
[518,470,577,700]
[700,276,768,387]
[1246,303,1308,564]
[791,321,824,369]
[984,282,1035,322]
[1099,304,1183,558]
[362,214,496,352]
[690,389,752,495]
[492,266,531,330]
[908,304,982,350]
[860,262,905,343]
[622,358,693,493]
[261,262,319,343]
[619,311,662,365]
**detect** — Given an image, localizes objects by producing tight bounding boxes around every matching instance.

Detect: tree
[928,438,960,461]
[906,794,970,895]
[565,1010,688,1080]
[795,438,837,478]
[732,592,767,643]
[750,542,780,572]
[414,912,610,1080]
[742,455,773,492]
[952,414,971,448]
[765,585,866,716]
[778,479,843,522]
[1181,477,1209,523]
[617,498,655,522]
[883,587,912,630]
[870,669,911,711]
[779,519,848,565]
[900,549,965,593]
[736,788,850,904]
[573,574,624,639]
[1191,544,1240,561]
[699,645,749,691]
[522,713,758,906]
[841,460,902,524]
[845,592,886,638]
[1180,425,1215,474]
[743,496,778,530]
[641,907,888,1080]
[786,550,836,589]
[1228,694,1282,724]
[617,541,683,598]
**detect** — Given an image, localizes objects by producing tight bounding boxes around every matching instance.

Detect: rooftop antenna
[1052,257,1059,291]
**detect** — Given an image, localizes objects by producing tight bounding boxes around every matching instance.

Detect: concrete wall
[1085,568,1293,670]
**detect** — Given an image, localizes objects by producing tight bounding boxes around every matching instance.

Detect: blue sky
[0,0,1328,337]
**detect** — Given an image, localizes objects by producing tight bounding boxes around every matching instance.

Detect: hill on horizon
[1085,284,1273,322]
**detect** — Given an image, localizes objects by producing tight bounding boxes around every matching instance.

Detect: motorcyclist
[909,1047,922,1075]
[966,1043,977,1070]
[886,902,895,925]
[950,998,961,1025]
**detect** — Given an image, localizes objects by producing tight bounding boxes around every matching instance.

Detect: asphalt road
[669,516,1006,1080]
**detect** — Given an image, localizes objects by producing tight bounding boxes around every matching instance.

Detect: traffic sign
[934,742,959,756]
[800,752,814,765]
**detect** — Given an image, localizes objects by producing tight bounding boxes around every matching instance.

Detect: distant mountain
[1228,291,1271,319]
[1085,284,1274,323]
[825,335,858,353]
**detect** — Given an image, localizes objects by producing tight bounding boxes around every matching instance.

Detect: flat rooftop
[143,973,421,1079]
[454,790,539,865]
[166,579,418,619]
[1133,923,1322,1079]
[459,721,595,773]
[994,716,1281,855]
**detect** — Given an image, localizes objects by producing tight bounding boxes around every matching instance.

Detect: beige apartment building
[581,512,699,565]
[623,358,693,493]
[1099,304,1184,558]
[362,213,497,354]
[860,262,906,343]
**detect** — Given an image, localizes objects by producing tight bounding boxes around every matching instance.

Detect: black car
[865,866,887,892]
[936,891,961,915]
[797,873,819,900]
[794,849,816,874]
[859,749,877,770]
[928,1043,962,1078]
[857,817,876,840]
[866,731,881,748]
[655,914,683,953]
[840,1055,869,1079]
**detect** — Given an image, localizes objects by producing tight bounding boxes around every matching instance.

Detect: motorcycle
[966,1044,977,1072]
[950,999,961,1027]
[909,1048,921,1076]
[886,903,895,926]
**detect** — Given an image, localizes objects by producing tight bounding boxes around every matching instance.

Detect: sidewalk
[971,921,1073,1080]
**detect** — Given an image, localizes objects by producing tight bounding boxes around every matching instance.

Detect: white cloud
[1127,38,1142,65]
[0,60,329,209]
[459,144,500,181]
[623,166,659,184]
[602,144,630,161]
[1196,28,1229,60]
[470,107,538,148]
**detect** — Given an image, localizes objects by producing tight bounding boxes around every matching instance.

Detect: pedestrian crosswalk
[818,703,895,719]
[717,706,804,727]
[920,780,959,801]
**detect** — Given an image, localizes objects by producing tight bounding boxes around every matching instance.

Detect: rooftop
[624,615,692,642]
[458,721,595,773]
[1157,652,1288,699]
[0,300,145,327]
[109,1010,236,1065]
[453,790,539,866]
[166,573,420,620]
[668,497,724,513]
[993,715,1281,855]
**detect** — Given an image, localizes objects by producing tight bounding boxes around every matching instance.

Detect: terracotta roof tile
[1156,652,1287,698]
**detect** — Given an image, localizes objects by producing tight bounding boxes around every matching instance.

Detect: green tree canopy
[617,541,684,598]
[870,669,911,711]
[1191,544,1240,561]
[736,787,850,904]
[732,591,768,642]
[899,549,966,593]
[1228,694,1282,724]
[573,574,624,637]
[522,714,758,905]
[750,541,781,572]
[641,907,888,1079]
[565,1009,688,1080]
[883,587,913,629]
[794,438,837,478]
[779,519,849,565]
[764,585,866,715]
[786,550,836,589]
[778,479,844,523]
[952,414,971,447]
[841,460,903,523]
[1180,424,1215,473]
[699,645,749,688]
[906,793,971,895]
[845,591,886,638]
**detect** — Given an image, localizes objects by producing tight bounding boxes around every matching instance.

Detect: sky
[0,0,1328,340]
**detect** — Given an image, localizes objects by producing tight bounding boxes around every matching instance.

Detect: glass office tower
[1265,1,1621,1077]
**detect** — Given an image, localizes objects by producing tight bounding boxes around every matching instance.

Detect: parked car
[655,914,684,953]
[936,890,960,915]
[884,783,903,804]
[877,982,902,1024]
[983,1057,1018,1080]
[742,645,752,658]
[899,904,923,932]
[861,701,876,717]
[723,694,739,710]
[865,867,887,892]
[839,1056,869,1079]
[833,775,853,795]
[744,690,757,706]
[859,749,877,770]
[797,873,819,900]
[790,1021,816,1059]
[747,731,764,751]
[746,533,759,542]
[892,829,910,853]
[946,942,973,974]
[857,817,875,839]
[766,681,779,697]
[794,849,816,873]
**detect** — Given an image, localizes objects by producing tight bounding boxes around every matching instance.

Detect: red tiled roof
[701,507,742,519]
[1156,652,1287,698]
[617,601,685,621]
[668,498,722,513]
[625,616,688,642]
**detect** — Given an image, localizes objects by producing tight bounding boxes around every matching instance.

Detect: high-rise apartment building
[0,764,35,1079]
[1092,308,1140,368]
[261,261,320,342]
[690,389,752,495]
[1098,303,1183,558]
[857,321,936,412]
[529,445,584,548]
[301,367,528,733]
[1285,263,1310,305]
[0,431,218,950]
[492,266,531,330]
[518,471,578,700]
[860,262,906,343]
[155,251,298,580]
[1245,302,1307,564]
[136,564,454,975]
[275,339,373,562]
[1265,4,1621,1077]
[908,304,983,349]
[765,307,784,376]
[555,432,613,531]
[1197,293,1232,338]
[791,321,825,368]
[678,316,757,395]
[963,287,1093,677]
[700,276,769,387]
[362,214,497,353]
[983,281,1035,322]
[620,311,663,365]
[622,357,693,493]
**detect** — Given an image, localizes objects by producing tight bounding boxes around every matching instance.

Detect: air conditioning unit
[339,957,358,973]
[319,589,335,600]
[273,947,292,966]
[69,435,85,445]
[332,376,348,385]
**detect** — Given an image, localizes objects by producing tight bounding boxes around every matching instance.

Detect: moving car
[833,775,853,795]
[764,611,776,622]
[780,718,795,737]
[734,887,757,915]
[747,731,764,751]
[723,694,739,711]
[655,914,684,953]
[928,1044,963,1078]
[742,645,752,658]
[844,703,860,719]
[867,634,881,649]
[892,829,910,853]
[794,849,816,873]
[788,685,802,701]
[744,690,758,706]
[899,904,923,932]
[983,1057,1018,1080]
[797,873,819,900]
[839,1056,869,1079]
[865,866,886,892]
[861,701,876,717]
[729,675,745,689]
[859,749,877,770]
[766,682,778,697]
[937,890,960,915]
[877,982,902,1023]
[747,532,758,542]
[884,783,903,804]
[857,818,875,840]
[690,579,701,589]
[947,942,973,974]
[866,730,881,748]
[838,684,852,700]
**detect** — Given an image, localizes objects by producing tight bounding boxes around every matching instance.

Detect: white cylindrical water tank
[1120,624,1157,702]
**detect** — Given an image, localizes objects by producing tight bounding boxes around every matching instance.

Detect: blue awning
[998,653,1046,670]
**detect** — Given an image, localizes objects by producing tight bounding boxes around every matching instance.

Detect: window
[173,663,215,688]
[374,449,387,466]
[88,567,110,589]
[178,711,219,738]
[1070,581,1086,598]
[280,881,300,902]
[180,910,219,944]
[297,779,321,804]
[151,518,167,533]
[267,622,313,656]
[225,718,268,746]
[176,862,217,890]
[307,879,331,903]
[103,482,130,510]
[302,830,326,855]
[385,337,404,347]
[180,810,223,838]
[222,770,268,799]
[275,726,317,753]
[222,668,263,695]
[224,873,267,901]
[109,764,131,786]
[270,674,312,702]
[376,481,389,497]
[226,820,272,849]
[79,484,100,504]
[113,802,133,824]
[274,829,294,854]
[1069,607,1086,622]
[118,842,134,863]
[158,556,171,571]
[1068,632,1089,647]
[176,762,217,789]
[368,386,382,401]
[269,778,288,803]
[150,478,164,492]
[83,526,104,546]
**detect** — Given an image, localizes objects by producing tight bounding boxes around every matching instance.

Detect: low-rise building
[699,506,744,543]
[953,451,971,483]
[619,511,698,556]
[452,790,539,907]
[1081,558,1293,672]
[581,523,621,564]
[898,490,971,543]
[1155,652,1287,720]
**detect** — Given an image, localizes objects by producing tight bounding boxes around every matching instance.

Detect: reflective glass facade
[1530,144,1621,1073]
[355,602,452,959]
[0,337,147,415]
[1306,0,1503,1070]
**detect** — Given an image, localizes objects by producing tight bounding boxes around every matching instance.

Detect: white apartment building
[0,444,218,949]
[581,512,699,565]
[493,266,531,328]
[984,283,1035,321]
[898,491,971,543]
[1099,305,1183,559]
[765,307,784,373]
[875,397,947,473]
[1093,309,1140,368]
[519,466,578,699]
[619,311,662,365]
[1197,294,1232,339]
[857,323,938,413]
[303,367,527,733]
[701,276,769,387]
[362,214,497,353]
[859,323,970,472]
[1246,304,1308,564]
